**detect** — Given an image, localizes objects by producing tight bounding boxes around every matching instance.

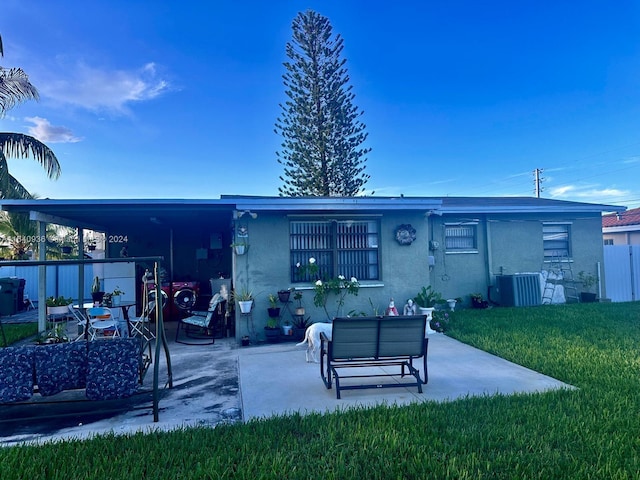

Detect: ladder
[541,253,580,304]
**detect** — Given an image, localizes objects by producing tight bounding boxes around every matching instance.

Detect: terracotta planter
[278,290,291,303]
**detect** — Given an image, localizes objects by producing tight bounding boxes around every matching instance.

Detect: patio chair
[175,293,226,345]
[127,300,158,341]
[86,307,120,340]
[68,304,89,341]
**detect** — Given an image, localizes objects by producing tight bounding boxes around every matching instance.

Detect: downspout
[484,217,494,291]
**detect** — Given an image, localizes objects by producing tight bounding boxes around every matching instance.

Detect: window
[603,238,613,246]
[445,223,477,252]
[290,220,379,282]
[543,223,571,259]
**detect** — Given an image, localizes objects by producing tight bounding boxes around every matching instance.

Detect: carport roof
[0,196,625,231]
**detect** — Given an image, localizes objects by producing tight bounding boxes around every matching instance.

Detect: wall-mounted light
[234,210,257,220]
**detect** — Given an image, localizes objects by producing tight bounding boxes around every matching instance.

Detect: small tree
[275,10,370,197]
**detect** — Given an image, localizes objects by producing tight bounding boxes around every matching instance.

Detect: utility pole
[533,168,544,198]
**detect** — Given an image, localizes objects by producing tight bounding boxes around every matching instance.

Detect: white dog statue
[296,322,333,363]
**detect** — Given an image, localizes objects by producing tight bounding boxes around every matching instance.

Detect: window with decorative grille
[445,224,477,251]
[290,220,380,282]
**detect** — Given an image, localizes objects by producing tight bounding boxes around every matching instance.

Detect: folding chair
[68,304,89,341]
[87,307,120,340]
[127,301,158,341]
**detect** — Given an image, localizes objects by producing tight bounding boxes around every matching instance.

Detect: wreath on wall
[394,224,416,245]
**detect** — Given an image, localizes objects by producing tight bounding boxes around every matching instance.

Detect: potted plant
[233,288,254,313]
[36,323,69,344]
[293,290,305,316]
[111,286,125,306]
[267,293,280,318]
[578,271,598,303]
[471,293,488,309]
[264,317,280,343]
[282,319,293,337]
[91,276,105,304]
[414,286,442,314]
[292,315,311,340]
[46,296,73,316]
[278,289,291,303]
[231,241,249,255]
[86,237,97,251]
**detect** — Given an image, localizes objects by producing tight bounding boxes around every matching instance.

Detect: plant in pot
[264,317,280,343]
[267,293,281,318]
[111,286,125,306]
[293,290,305,316]
[233,288,254,314]
[91,276,105,304]
[278,289,291,303]
[36,322,69,344]
[414,286,442,313]
[46,296,73,316]
[292,315,311,340]
[470,293,488,309]
[230,241,249,255]
[578,271,598,302]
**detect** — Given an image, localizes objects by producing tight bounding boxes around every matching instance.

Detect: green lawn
[0,323,37,347]
[1,302,639,479]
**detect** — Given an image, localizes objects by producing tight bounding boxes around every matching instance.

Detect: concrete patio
[0,315,573,447]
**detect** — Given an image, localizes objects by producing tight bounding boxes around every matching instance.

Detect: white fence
[603,245,640,302]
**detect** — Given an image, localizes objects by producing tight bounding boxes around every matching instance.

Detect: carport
[0,199,238,332]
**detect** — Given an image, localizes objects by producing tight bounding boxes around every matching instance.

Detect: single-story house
[603,207,640,245]
[0,196,625,342]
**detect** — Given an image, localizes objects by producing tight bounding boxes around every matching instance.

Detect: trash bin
[0,278,20,315]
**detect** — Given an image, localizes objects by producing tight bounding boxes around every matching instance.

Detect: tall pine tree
[275,10,371,197]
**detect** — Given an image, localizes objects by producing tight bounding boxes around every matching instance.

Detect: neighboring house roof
[602,206,640,228]
[602,206,640,233]
[0,196,626,231]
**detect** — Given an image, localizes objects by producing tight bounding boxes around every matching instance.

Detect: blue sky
[1,1,639,209]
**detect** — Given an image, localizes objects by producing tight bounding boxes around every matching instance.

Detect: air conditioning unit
[495,274,541,307]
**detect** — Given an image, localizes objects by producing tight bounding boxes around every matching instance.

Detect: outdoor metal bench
[320,315,428,399]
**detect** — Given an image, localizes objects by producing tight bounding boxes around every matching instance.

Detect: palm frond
[0,133,61,179]
[0,67,39,114]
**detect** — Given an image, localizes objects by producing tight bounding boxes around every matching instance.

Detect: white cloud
[549,184,630,202]
[25,116,81,143]
[38,61,171,114]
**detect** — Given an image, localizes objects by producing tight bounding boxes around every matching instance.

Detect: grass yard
[0,323,37,347]
[1,302,639,479]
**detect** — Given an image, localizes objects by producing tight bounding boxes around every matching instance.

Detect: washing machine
[171,281,199,319]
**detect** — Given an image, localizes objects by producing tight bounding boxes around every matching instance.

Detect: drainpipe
[484,217,494,290]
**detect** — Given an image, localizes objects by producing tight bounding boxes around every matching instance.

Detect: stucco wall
[233,210,608,342]
[233,211,436,341]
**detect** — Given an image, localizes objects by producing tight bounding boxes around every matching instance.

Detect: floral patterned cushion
[34,342,87,396]
[181,311,213,328]
[85,338,140,400]
[0,346,34,403]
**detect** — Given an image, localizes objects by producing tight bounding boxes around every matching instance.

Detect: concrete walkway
[0,326,573,446]
[239,333,572,420]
